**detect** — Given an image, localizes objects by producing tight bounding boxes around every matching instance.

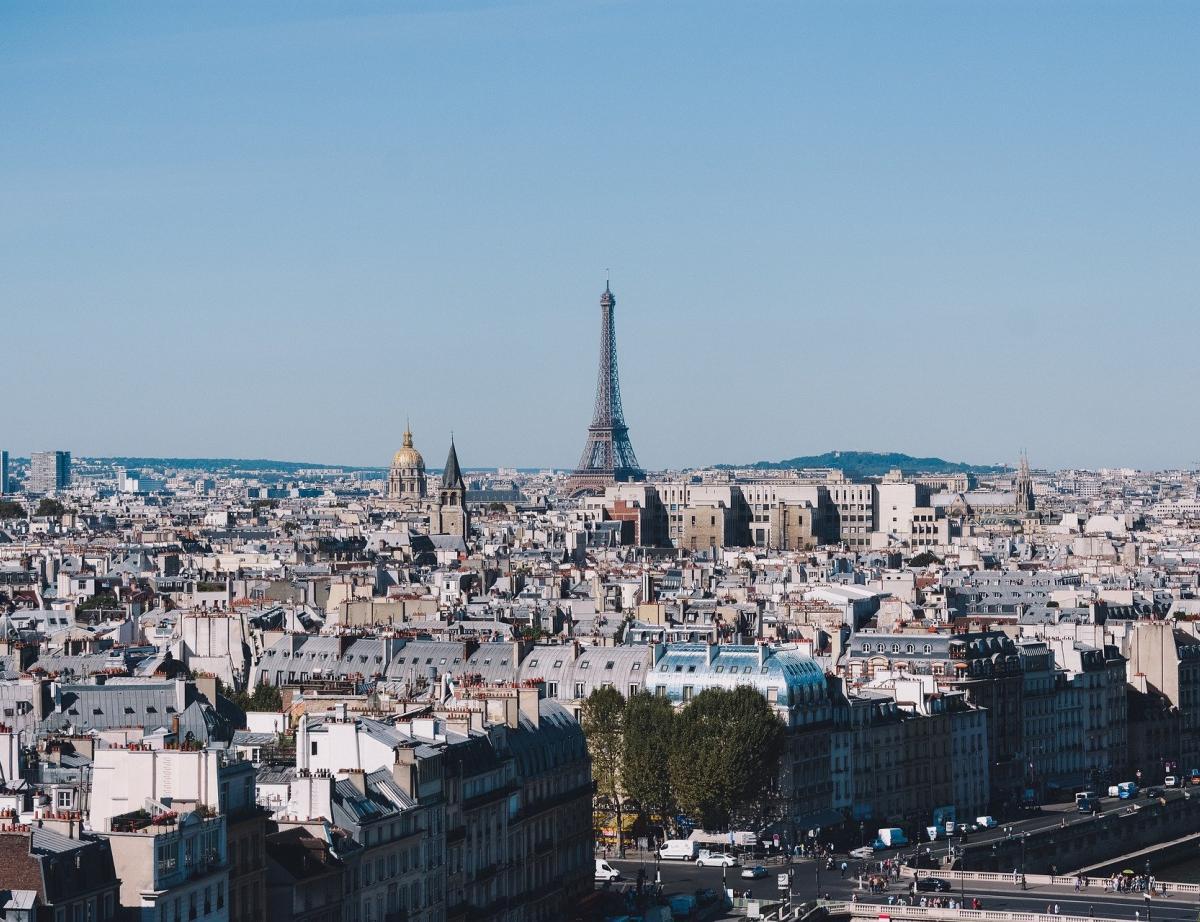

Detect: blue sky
[2,1,1197,471]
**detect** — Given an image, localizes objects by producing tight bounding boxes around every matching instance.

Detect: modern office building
[28,451,71,494]
[0,450,8,494]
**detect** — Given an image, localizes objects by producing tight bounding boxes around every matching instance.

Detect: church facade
[385,428,469,540]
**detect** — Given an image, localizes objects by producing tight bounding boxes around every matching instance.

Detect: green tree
[34,498,65,517]
[909,550,942,568]
[78,593,120,612]
[0,499,25,519]
[248,683,283,711]
[581,686,627,853]
[216,677,252,715]
[621,691,676,823]
[668,686,785,831]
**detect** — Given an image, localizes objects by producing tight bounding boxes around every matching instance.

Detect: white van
[658,839,700,861]
[595,858,621,881]
[975,816,997,828]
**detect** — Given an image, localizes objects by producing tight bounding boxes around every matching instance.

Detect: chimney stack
[392,746,418,799]
[518,685,540,729]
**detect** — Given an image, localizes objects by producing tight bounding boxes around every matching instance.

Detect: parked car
[850,846,875,860]
[696,852,738,868]
[1165,775,1179,788]
[740,866,768,880]
[915,877,953,893]
[1145,786,1165,799]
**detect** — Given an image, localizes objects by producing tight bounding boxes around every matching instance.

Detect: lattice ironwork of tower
[567,283,645,495]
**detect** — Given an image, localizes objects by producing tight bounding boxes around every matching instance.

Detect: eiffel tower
[566,282,645,495]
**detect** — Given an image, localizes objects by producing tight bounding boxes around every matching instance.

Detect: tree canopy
[581,686,625,805]
[620,691,676,821]
[667,686,785,830]
[34,498,66,517]
[576,683,788,836]
[0,499,25,519]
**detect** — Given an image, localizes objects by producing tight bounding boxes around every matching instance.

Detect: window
[56,790,72,808]
[574,683,584,698]
[605,661,615,670]
[631,662,641,671]
[528,659,538,668]
[579,661,590,669]
[655,686,666,697]
[682,686,694,703]
[547,682,558,697]
[310,741,318,755]
[553,660,562,668]
[629,684,639,698]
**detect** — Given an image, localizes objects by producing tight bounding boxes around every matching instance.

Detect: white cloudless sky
[2,1,1197,470]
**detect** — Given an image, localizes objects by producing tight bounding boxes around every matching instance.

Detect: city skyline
[4,2,1197,470]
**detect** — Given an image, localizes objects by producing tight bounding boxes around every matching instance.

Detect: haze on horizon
[2,1,1196,472]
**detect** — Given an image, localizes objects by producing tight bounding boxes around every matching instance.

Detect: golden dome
[391,428,425,470]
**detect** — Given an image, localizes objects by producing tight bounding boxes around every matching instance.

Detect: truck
[873,827,908,849]
[658,840,700,861]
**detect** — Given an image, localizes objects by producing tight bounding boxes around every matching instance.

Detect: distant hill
[722,451,1009,478]
[97,457,386,474]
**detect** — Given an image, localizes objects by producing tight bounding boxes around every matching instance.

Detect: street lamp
[1145,858,1152,922]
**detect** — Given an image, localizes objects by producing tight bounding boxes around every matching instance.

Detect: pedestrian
[841,861,848,878]
[1054,903,1060,915]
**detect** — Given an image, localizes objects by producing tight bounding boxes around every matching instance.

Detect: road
[872,788,1197,868]
[596,793,1200,918]
[847,884,1200,921]
[600,853,1200,921]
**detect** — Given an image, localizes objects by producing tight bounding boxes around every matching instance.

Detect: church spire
[442,438,465,491]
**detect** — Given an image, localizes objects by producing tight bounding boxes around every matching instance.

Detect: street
[868,789,1197,868]
[599,853,1200,921]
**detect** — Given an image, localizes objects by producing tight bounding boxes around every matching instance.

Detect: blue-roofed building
[647,643,837,833]
[647,643,831,728]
